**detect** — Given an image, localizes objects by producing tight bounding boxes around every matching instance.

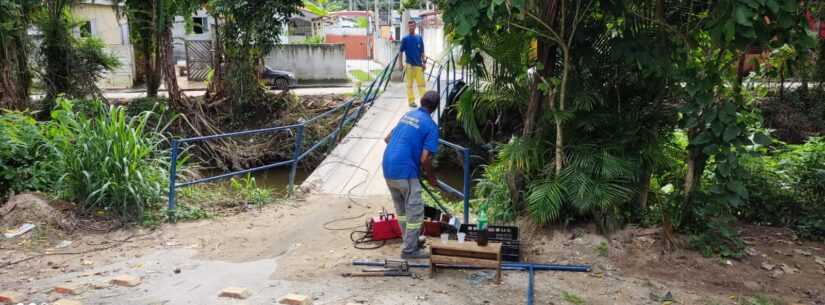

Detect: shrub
[48,99,181,221]
[738,137,825,240]
[230,173,273,207]
[0,111,56,197]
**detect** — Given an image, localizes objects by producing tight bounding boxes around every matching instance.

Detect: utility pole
[387,0,393,39]
[374,0,380,37]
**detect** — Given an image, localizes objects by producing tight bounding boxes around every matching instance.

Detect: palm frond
[527,178,564,224]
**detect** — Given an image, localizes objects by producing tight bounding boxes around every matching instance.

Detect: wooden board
[429,239,502,284]
[430,240,502,254]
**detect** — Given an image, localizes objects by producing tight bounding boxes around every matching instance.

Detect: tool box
[460,224,521,262]
[369,213,402,241]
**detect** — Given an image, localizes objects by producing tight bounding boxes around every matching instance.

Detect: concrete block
[54,283,83,295]
[218,287,251,299]
[279,293,312,305]
[0,291,22,304]
[110,275,142,287]
[53,299,83,305]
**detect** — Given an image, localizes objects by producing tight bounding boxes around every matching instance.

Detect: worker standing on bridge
[383,91,440,259]
[400,20,426,108]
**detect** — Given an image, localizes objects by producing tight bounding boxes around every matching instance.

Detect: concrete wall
[264,44,347,82]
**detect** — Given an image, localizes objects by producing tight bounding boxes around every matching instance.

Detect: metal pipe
[352,260,591,272]
[436,180,463,199]
[335,100,354,143]
[178,159,295,188]
[527,265,535,305]
[304,100,354,125]
[178,124,300,143]
[288,124,305,197]
[462,148,471,225]
[167,140,179,220]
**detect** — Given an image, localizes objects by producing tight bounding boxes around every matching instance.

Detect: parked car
[262,66,298,90]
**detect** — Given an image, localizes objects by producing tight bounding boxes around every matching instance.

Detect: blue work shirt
[383,108,439,180]
[400,34,424,66]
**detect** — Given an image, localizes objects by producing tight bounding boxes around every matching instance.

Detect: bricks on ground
[279,293,312,305]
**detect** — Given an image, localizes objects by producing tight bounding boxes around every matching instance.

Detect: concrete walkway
[302,81,412,197]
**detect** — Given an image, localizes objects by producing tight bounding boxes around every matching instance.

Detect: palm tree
[303,0,343,18]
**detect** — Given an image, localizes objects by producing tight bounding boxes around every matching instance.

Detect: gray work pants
[386,178,424,254]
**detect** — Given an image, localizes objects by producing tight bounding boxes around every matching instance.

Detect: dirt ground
[1,194,823,305]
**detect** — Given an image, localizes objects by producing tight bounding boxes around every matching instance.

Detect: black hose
[419,178,451,214]
[350,230,386,250]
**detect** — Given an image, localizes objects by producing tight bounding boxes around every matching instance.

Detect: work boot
[408,101,417,108]
[401,249,430,259]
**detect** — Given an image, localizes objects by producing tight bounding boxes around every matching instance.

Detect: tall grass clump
[47,99,182,221]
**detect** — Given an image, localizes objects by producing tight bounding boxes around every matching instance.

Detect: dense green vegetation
[0,100,177,221]
[0,0,308,224]
[438,0,825,254]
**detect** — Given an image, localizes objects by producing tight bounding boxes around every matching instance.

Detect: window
[192,17,207,34]
[80,21,93,38]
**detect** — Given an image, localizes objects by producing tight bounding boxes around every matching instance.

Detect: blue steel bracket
[167,139,180,221]
[288,124,306,198]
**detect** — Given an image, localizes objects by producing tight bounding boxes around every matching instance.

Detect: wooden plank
[303,82,410,196]
[430,240,502,255]
[430,248,498,260]
[430,255,499,269]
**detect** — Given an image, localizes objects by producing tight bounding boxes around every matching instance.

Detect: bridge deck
[302,81,412,196]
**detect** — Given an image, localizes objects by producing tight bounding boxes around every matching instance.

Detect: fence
[167,51,401,218]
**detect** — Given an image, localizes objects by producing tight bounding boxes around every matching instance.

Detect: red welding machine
[368,211,402,241]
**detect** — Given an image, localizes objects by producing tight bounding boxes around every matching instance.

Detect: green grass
[595,241,609,257]
[562,291,586,305]
[350,69,373,82]
[747,296,782,305]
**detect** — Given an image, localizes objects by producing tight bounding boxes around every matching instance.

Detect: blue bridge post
[462,147,471,225]
[335,101,354,143]
[167,139,179,221]
[288,125,305,197]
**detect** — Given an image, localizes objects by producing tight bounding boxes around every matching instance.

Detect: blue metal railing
[167,47,475,223]
[435,138,472,224]
[166,52,401,217]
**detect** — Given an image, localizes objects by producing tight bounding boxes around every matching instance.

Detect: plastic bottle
[477,206,489,246]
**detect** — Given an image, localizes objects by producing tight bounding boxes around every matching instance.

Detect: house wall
[72,4,125,45]
[171,10,215,63]
[264,44,347,82]
[325,34,372,59]
[373,37,400,66]
[420,13,446,60]
[72,3,134,89]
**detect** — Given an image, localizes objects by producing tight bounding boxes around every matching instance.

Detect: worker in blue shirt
[400,20,426,108]
[383,91,440,259]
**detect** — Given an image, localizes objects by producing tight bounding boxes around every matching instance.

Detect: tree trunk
[555,48,570,175]
[14,34,31,105]
[524,70,542,137]
[159,26,183,108]
[207,19,224,99]
[144,40,160,97]
[638,165,651,211]
[680,137,708,227]
[0,61,16,108]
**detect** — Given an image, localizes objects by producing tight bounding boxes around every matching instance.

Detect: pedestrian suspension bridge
[167,51,475,223]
